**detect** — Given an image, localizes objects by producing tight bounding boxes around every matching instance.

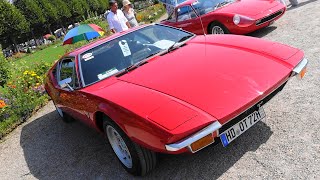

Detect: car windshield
[192,0,234,15]
[79,24,193,86]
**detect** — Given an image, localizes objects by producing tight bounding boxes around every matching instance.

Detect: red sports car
[45,24,307,176]
[161,0,287,34]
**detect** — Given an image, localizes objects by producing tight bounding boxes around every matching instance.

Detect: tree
[51,0,71,33]
[64,0,89,23]
[0,0,29,52]
[97,0,108,14]
[14,0,46,46]
[36,0,59,34]
[86,0,100,15]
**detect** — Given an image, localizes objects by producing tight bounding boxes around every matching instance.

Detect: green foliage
[66,0,89,21]
[0,52,10,87]
[14,0,46,26]
[37,0,59,23]
[86,0,100,14]
[136,4,165,23]
[51,0,71,21]
[0,0,29,37]
[97,0,108,14]
[0,60,50,137]
[48,35,56,41]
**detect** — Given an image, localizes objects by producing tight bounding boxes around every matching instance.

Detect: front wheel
[209,23,229,34]
[103,120,157,176]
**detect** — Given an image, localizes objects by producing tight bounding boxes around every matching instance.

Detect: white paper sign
[97,68,119,80]
[119,40,131,57]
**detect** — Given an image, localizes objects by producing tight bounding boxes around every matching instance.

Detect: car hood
[117,35,299,124]
[217,0,280,16]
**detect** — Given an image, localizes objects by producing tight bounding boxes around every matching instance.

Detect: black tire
[54,104,74,123]
[209,22,229,34]
[103,119,157,176]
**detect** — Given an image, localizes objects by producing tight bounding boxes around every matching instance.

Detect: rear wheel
[103,120,157,176]
[209,22,229,34]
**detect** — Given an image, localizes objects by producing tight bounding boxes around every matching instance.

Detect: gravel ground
[1,1,320,179]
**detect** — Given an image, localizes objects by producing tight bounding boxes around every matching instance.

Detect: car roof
[176,0,197,8]
[66,24,149,57]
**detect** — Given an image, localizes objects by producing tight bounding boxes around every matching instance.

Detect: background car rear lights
[189,133,214,153]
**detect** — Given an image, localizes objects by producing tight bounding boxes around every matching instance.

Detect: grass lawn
[15,43,66,66]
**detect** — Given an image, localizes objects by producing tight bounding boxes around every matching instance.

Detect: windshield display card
[119,40,131,57]
[97,68,119,80]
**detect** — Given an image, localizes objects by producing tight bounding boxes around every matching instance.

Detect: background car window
[167,10,177,22]
[192,0,233,15]
[177,6,196,22]
[59,58,79,89]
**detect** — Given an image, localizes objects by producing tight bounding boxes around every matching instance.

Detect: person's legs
[289,0,299,6]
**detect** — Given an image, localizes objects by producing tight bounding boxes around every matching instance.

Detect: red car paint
[161,0,286,35]
[45,25,304,154]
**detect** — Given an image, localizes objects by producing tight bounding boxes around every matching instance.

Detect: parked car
[161,0,286,34]
[45,24,307,176]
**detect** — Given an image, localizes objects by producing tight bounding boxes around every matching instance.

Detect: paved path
[1,0,320,179]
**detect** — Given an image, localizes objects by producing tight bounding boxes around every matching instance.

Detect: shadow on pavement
[287,0,318,11]
[248,26,278,38]
[21,111,272,179]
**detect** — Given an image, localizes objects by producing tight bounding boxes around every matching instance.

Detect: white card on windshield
[97,68,119,80]
[119,40,131,57]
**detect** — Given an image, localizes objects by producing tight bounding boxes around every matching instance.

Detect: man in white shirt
[107,1,131,33]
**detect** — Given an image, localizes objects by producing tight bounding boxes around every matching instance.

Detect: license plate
[220,107,266,147]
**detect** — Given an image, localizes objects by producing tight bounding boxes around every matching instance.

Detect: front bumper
[291,58,308,78]
[229,6,286,35]
[165,121,222,152]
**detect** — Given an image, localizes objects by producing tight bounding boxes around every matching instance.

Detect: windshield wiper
[125,60,148,72]
[166,35,194,53]
[115,60,149,77]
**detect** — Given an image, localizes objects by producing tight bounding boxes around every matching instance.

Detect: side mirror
[58,77,74,91]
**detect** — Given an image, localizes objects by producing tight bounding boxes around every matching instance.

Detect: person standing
[106,0,131,33]
[289,0,298,7]
[122,0,139,28]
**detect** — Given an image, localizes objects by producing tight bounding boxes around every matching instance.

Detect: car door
[175,5,204,35]
[56,57,95,127]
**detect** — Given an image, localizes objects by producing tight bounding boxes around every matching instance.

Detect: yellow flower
[31,73,37,76]
[36,83,40,86]
[37,76,41,79]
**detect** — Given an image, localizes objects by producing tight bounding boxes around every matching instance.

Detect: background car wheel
[209,22,229,34]
[103,120,157,176]
[54,105,74,123]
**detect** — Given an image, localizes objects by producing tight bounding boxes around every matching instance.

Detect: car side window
[177,5,197,22]
[59,58,79,89]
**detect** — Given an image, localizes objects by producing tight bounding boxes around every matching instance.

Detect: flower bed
[136,4,166,23]
[0,54,51,139]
